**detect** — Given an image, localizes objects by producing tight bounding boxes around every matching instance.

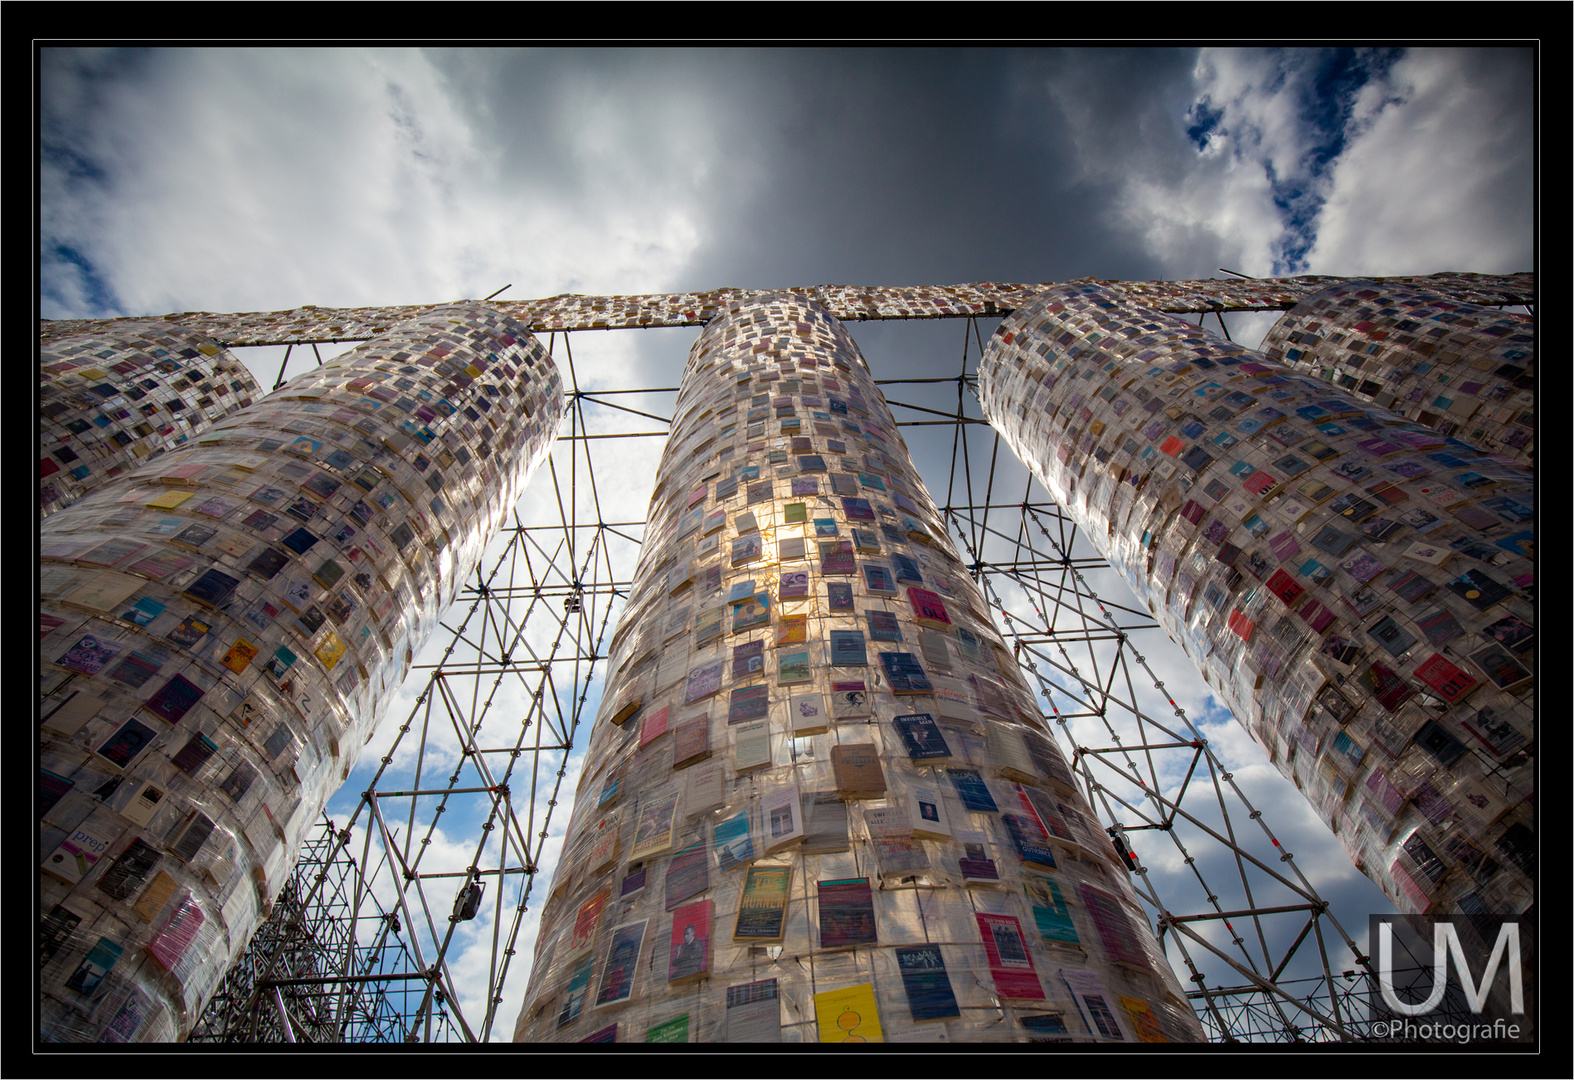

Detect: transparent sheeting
[1258,280,1534,464]
[977,283,1533,920]
[40,324,262,519]
[39,304,564,1042]
[511,294,1201,1045]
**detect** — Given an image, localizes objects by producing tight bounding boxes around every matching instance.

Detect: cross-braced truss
[179,277,1531,1043]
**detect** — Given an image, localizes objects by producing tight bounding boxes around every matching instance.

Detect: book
[893,713,952,764]
[569,889,610,953]
[733,592,770,631]
[629,794,680,861]
[958,838,1000,884]
[714,810,757,873]
[818,540,856,575]
[865,609,902,642]
[116,779,166,828]
[907,587,952,629]
[56,634,123,676]
[734,864,792,943]
[776,614,807,645]
[826,580,854,611]
[557,955,593,1028]
[830,680,872,719]
[1061,967,1132,1041]
[731,534,762,565]
[789,691,829,735]
[664,839,710,911]
[777,649,810,684]
[1017,785,1077,847]
[831,744,886,800]
[1119,995,1170,1043]
[879,651,931,694]
[976,912,1044,999]
[778,536,806,561]
[685,660,724,704]
[43,820,119,885]
[873,836,930,880]
[829,629,867,666]
[779,570,809,599]
[639,705,670,749]
[734,719,772,774]
[906,784,953,842]
[694,606,724,645]
[94,717,158,771]
[863,564,896,594]
[947,767,999,813]
[726,979,782,1042]
[852,528,880,553]
[96,837,161,900]
[987,725,1040,784]
[814,982,884,1043]
[595,919,648,1007]
[667,899,713,983]
[764,784,805,856]
[1078,882,1150,967]
[672,714,711,769]
[732,639,766,679]
[683,759,725,818]
[896,945,962,1022]
[728,683,770,724]
[727,579,757,604]
[645,1013,688,1043]
[802,790,851,854]
[1002,813,1058,870]
[817,877,877,949]
[1024,875,1080,945]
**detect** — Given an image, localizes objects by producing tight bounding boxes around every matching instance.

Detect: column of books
[977,283,1534,921]
[512,294,1201,1045]
[1257,280,1534,464]
[39,304,563,1042]
[40,323,263,518]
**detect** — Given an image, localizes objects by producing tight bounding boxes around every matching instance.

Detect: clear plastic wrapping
[39,304,564,1042]
[977,284,1533,919]
[512,295,1200,1044]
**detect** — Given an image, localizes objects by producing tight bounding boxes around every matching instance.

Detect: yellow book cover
[314,630,346,669]
[814,982,883,1043]
[145,489,195,510]
[222,638,260,674]
[1119,995,1168,1042]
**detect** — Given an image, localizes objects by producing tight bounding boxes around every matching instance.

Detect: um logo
[1376,919,1524,1016]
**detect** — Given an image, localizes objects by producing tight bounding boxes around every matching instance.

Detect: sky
[37,45,1537,1042]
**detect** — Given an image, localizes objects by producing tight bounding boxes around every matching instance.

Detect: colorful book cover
[1024,875,1080,945]
[879,651,931,694]
[728,683,770,724]
[778,649,810,684]
[557,955,593,1028]
[685,660,724,703]
[829,630,867,666]
[826,581,854,611]
[645,1013,688,1043]
[814,982,883,1043]
[663,839,710,911]
[947,768,999,813]
[1078,882,1149,967]
[667,899,713,983]
[976,912,1044,999]
[895,944,961,1022]
[817,877,877,949]
[830,680,871,719]
[863,564,896,594]
[629,794,679,861]
[893,713,951,762]
[568,889,609,953]
[776,614,808,645]
[734,864,792,942]
[726,979,781,1042]
[714,810,756,873]
[865,610,902,642]
[733,592,771,631]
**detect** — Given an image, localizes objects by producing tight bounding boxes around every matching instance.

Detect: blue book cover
[829,630,867,666]
[1002,813,1058,870]
[947,768,1000,813]
[879,651,930,694]
[895,944,962,1022]
[893,713,950,762]
[714,811,755,873]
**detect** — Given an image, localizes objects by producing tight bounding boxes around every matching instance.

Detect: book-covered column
[512,293,1201,1045]
[1256,279,1534,464]
[40,323,263,518]
[977,283,1534,920]
[39,303,563,1042]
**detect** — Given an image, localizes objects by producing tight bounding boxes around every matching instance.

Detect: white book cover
[762,781,805,853]
[907,784,953,843]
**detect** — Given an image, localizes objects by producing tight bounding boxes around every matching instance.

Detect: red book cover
[1413,653,1477,703]
[668,899,713,983]
[974,912,1044,999]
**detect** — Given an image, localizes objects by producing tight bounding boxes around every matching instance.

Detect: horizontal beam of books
[39,272,1533,348]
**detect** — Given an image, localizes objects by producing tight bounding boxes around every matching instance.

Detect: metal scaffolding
[123,273,1529,1043]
